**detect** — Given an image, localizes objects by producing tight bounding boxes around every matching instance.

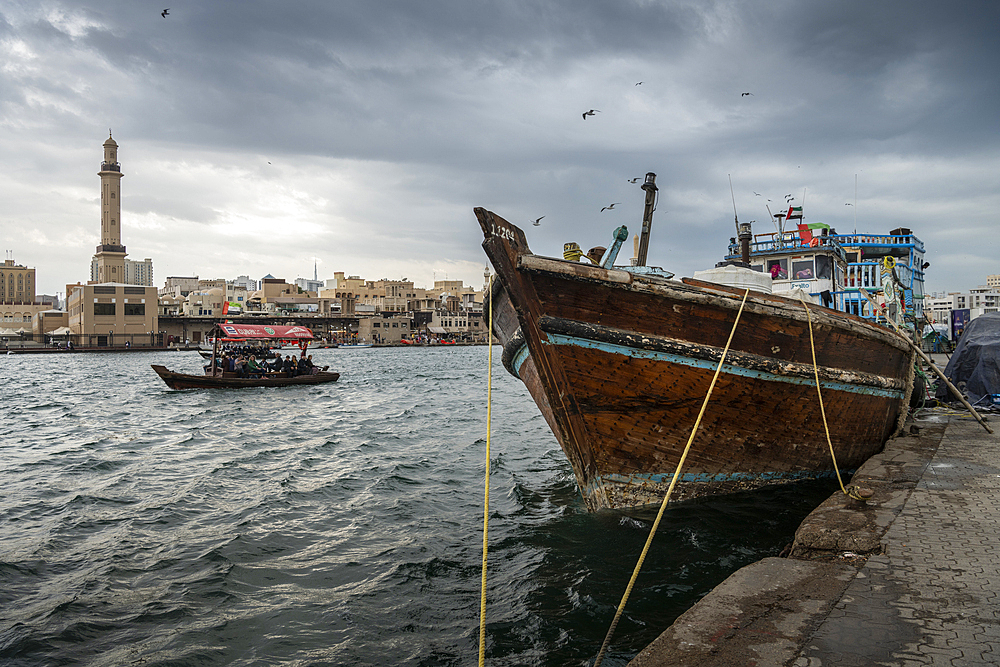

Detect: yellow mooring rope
[799,296,866,501]
[592,288,751,667]
[478,274,494,666]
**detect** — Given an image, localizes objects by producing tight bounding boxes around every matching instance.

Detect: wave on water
[0,347,837,666]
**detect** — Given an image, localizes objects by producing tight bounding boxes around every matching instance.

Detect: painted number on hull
[489,220,518,244]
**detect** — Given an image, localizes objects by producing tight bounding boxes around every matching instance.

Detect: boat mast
[210,326,220,375]
[636,172,658,266]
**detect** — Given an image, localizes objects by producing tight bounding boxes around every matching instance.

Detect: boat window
[767,259,787,279]
[792,259,814,280]
[846,252,859,264]
[815,255,832,279]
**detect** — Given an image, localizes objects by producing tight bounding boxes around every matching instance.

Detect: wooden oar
[859,289,992,434]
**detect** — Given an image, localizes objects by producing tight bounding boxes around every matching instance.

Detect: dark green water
[0,346,836,665]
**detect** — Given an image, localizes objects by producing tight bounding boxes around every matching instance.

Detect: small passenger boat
[153,324,339,390]
[477,174,920,511]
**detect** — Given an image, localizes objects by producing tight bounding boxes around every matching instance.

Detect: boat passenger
[247,355,262,378]
[282,355,295,377]
[269,353,283,373]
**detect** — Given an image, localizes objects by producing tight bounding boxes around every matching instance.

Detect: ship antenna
[854,173,858,234]
[728,174,740,236]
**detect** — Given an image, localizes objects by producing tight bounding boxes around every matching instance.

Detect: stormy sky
[2,0,998,298]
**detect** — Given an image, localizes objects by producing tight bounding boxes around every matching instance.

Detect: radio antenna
[728,174,740,235]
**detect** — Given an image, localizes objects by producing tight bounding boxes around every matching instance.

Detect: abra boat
[477,174,918,511]
[153,324,339,390]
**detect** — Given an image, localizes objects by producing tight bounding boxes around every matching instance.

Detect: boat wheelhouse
[723,217,926,327]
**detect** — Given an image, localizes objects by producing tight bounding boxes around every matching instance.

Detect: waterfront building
[295,277,323,294]
[198,278,226,291]
[927,284,1000,339]
[66,282,159,339]
[31,309,68,336]
[987,274,1000,289]
[183,288,224,317]
[0,257,50,324]
[160,276,200,298]
[232,275,257,292]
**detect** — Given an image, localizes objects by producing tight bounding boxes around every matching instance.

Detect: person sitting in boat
[298,355,314,375]
[282,354,295,377]
[234,354,248,378]
[268,353,283,373]
[247,355,263,378]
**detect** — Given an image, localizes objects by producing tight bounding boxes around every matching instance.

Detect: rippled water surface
[1,347,836,665]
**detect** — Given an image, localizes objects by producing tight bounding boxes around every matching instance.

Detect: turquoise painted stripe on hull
[511,333,903,399]
[511,343,531,380]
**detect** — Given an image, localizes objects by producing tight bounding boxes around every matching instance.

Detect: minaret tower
[95,132,127,283]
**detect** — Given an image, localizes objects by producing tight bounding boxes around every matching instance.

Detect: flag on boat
[786,205,804,220]
[797,221,830,244]
[222,301,242,315]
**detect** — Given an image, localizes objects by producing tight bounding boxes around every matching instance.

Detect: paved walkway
[630,413,1000,666]
[797,415,1000,666]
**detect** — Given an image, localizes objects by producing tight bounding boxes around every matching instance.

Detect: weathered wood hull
[151,365,340,390]
[478,208,914,511]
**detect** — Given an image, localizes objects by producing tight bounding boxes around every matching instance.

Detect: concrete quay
[629,412,1000,666]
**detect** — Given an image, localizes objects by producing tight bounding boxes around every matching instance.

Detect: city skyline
[2,1,998,297]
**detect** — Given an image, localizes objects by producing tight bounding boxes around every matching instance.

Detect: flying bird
[753,191,761,196]
[601,203,621,212]
[161,8,169,17]
[741,92,753,97]
[582,109,600,120]
[784,194,793,199]
[533,216,545,226]
[635,82,643,86]
[845,203,853,206]
[627,177,641,183]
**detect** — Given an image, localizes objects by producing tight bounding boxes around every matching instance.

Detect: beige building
[32,309,69,336]
[1,258,50,324]
[987,275,1000,289]
[160,276,200,297]
[67,282,159,336]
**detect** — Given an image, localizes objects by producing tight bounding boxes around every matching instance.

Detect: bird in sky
[784,194,793,199]
[601,203,621,212]
[533,216,545,226]
[161,8,169,17]
[582,109,600,120]
[845,203,853,206]
[741,92,753,97]
[635,82,643,86]
[753,191,761,196]
[786,197,795,202]
[627,177,641,183]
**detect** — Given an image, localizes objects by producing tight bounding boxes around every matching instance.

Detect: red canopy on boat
[214,324,315,340]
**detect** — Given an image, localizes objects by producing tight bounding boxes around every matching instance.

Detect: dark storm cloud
[2,0,998,294]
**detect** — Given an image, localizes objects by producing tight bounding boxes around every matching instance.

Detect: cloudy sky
[2,0,998,298]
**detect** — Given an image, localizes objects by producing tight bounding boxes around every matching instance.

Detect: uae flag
[797,221,830,243]
[786,205,804,220]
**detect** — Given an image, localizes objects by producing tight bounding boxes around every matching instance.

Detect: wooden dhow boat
[476,174,916,511]
[153,324,339,390]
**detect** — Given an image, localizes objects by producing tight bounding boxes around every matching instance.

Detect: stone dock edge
[629,413,965,666]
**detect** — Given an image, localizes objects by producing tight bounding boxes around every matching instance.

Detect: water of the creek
[0,346,837,666]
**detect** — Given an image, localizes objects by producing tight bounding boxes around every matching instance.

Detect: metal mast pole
[636,172,658,266]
